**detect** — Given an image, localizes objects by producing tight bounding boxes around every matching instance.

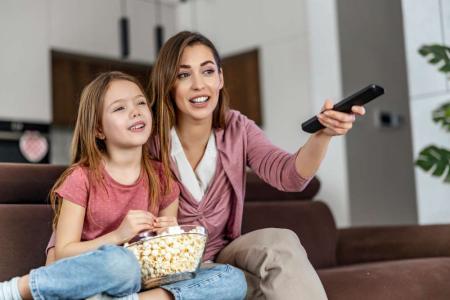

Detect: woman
[148,31,365,300]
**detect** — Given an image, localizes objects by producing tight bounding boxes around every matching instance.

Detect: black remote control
[301,84,384,133]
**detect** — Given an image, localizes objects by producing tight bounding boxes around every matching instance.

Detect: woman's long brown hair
[50,71,162,229]
[148,31,230,180]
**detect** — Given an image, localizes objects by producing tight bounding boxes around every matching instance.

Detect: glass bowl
[124,225,207,289]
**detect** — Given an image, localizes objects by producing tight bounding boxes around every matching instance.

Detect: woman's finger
[323,110,356,123]
[351,105,366,115]
[318,114,353,130]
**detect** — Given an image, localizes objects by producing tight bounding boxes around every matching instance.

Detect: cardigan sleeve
[242,114,312,192]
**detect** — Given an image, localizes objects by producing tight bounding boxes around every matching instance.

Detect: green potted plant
[415,44,450,183]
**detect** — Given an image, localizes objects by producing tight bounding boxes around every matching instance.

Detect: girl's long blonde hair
[50,71,163,229]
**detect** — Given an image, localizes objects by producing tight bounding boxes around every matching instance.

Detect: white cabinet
[0,0,51,122]
[49,0,122,58]
[126,0,177,63]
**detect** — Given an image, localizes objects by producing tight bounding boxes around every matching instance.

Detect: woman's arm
[55,199,156,260]
[294,101,365,178]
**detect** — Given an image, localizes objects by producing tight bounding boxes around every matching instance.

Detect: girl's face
[100,80,152,150]
[172,43,224,123]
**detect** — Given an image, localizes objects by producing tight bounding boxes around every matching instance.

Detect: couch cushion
[0,204,53,281]
[245,172,320,202]
[318,257,450,300]
[242,200,337,269]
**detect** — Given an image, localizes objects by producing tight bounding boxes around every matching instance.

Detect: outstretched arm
[295,100,365,178]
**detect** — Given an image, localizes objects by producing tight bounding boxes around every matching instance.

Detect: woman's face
[172,43,224,124]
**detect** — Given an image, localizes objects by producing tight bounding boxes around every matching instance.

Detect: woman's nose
[191,73,205,90]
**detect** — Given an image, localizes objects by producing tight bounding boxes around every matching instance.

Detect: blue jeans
[162,264,247,300]
[29,245,246,300]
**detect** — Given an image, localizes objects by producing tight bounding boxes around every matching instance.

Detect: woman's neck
[175,114,213,170]
[175,115,213,152]
[103,147,142,185]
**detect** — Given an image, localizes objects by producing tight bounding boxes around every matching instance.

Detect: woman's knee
[251,228,303,250]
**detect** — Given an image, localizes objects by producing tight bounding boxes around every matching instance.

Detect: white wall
[175,0,350,226]
[304,0,349,226]
[0,0,51,123]
[402,0,450,224]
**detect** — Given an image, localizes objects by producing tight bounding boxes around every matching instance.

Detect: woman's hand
[153,216,178,234]
[316,99,366,136]
[114,210,156,244]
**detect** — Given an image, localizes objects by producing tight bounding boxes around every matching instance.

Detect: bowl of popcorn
[124,225,207,289]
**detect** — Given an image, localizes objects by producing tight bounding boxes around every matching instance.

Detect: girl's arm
[294,101,365,178]
[55,199,155,260]
[154,198,179,230]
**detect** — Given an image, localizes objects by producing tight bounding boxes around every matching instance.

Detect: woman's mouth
[189,96,209,104]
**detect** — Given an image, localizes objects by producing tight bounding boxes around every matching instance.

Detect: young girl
[0,72,246,300]
[147,31,366,300]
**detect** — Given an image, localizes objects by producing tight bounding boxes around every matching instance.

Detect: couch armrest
[0,204,53,281]
[337,224,450,266]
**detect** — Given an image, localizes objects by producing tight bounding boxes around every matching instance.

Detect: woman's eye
[177,72,190,79]
[203,69,215,75]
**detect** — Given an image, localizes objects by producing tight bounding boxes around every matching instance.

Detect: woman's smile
[173,44,224,123]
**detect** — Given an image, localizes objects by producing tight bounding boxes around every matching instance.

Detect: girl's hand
[114,210,156,244]
[153,216,178,234]
[316,99,366,136]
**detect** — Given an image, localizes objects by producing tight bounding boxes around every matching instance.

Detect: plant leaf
[415,145,450,183]
[418,44,450,75]
[432,101,450,132]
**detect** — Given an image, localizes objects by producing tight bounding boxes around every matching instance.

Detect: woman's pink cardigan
[151,110,311,240]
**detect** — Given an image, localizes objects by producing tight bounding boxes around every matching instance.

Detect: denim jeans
[161,263,247,300]
[29,245,246,300]
[29,245,141,300]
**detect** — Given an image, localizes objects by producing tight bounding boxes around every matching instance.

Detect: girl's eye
[177,72,190,79]
[113,106,125,112]
[138,100,147,105]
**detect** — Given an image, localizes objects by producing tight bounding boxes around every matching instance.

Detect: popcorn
[124,225,207,289]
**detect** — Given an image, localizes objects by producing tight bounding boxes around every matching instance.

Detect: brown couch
[1,163,450,299]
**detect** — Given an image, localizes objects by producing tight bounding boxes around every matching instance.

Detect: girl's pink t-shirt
[47,162,179,250]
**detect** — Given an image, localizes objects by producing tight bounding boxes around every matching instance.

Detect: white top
[170,128,217,202]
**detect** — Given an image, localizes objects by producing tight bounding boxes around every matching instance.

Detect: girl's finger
[130,215,155,226]
[154,220,176,227]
